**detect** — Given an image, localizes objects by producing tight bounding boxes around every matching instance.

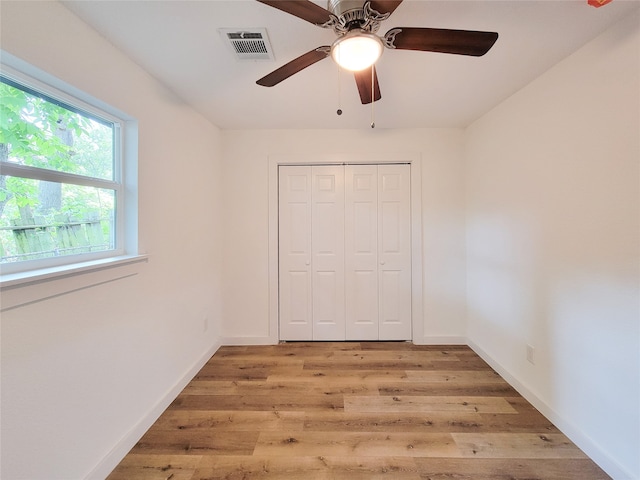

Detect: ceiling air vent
[219,28,275,61]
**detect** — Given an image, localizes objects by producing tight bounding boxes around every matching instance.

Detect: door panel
[381,201,401,253]
[345,165,379,340]
[352,269,378,331]
[288,271,311,323]
[314,202,339,254]
[279,166,313,340]
[378,164,412,340]
[314,271,339,325]
[312,165,345,340]
[354,202,375,253]
[380,269,401,323]
[288,203,310,253]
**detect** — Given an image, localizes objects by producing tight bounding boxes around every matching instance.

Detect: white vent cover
[219,28,274,61]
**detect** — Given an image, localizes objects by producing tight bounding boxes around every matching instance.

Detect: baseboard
[414,335,467,345]
[85,339,222,480]
[468,340,636,480]
[220,335,278,345]
[220,335,467,346]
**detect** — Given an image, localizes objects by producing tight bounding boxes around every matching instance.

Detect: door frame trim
[268,153,424,344]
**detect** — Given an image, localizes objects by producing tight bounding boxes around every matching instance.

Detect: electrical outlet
[526,344,535,365]
[203,316,209,333]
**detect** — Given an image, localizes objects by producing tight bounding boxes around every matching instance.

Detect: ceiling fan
[256,0,499,104]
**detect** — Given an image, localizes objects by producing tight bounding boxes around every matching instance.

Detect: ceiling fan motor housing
[328,0,363,17]
[328,0,380,33]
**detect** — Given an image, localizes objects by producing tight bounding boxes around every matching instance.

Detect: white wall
[0,2,224,479]
[465,11,639,479]
[221,128,468,344]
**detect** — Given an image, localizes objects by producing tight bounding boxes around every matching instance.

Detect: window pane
[0,176,115,263]
[0,77,114,180]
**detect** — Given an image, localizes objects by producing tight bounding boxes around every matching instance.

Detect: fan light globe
[331,31,383,71]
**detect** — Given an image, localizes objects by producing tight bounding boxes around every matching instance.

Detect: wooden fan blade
[257,0,331,25]
[369,0,403,16]
[354,66,381,104]
[386,27,498,56]
[257,47,330,87]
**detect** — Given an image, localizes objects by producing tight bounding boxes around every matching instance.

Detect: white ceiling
[62,0,639,130]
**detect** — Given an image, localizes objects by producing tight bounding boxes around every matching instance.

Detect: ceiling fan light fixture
[331,30,383,71]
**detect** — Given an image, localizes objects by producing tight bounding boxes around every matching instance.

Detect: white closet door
[378,164,412,340]
[311,165,345,340]
[279,166,313,340]
[345,165,379,340]
[280,164,410,342]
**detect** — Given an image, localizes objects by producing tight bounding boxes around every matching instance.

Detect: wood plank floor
[107,342,610,480]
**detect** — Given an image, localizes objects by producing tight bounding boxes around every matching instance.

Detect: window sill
[0,254,148,290]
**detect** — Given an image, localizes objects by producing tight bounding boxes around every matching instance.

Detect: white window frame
[0,53,140,286]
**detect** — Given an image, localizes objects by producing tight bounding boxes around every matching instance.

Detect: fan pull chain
[336,64,342,116]
[370,66,375,128]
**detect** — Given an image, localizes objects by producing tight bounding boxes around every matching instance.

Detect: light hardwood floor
[107,342,610,479]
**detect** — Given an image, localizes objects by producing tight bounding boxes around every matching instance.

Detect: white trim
[0,53,130,124]
[85,340,222,480]
[0,254,147,291]
[268,157,280,344]
[409,158,424,344]
[415,335,467,345]
[468,340,635,480]
[268,152,423,344]
[0,163,119,189]
[219,336,278,346]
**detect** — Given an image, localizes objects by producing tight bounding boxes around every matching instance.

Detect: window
[0,63,135,278]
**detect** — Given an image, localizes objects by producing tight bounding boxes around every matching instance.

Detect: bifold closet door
[377,164,411,340]
[279,164,410,341]
[345,164,412,341]
[279,165,345,341]
[345,165,379,340]
[279,166,312,340]
[311,165,345,340]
